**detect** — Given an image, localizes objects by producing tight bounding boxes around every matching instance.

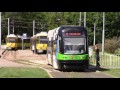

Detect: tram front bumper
[57,60,89,69]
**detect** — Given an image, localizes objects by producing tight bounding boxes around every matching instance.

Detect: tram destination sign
[65,32,81,36]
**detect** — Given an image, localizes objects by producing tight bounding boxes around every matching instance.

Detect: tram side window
[49,41,52,47]
[53,40,56,54]
[48,41,50,46]
[47,40,52,54]
[18,38,22,43]
[6,38,8,43]
[24,39,30,43]
[36,37,39,43]
[48,41,50,47]
[58,36,62,53]
[50,37,53,52]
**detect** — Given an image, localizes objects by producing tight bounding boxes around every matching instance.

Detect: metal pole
[93,23,96,46]
[84,12,86,27]
[0,12,1,49]
[8,18,10,35]
[33,20,35,36]
[102,12,105,54]
[79,12,81,26]
[13,19,14,34]
[22,38,23,50]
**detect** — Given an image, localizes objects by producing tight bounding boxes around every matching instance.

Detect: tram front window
[40,40,48,44]
[40,36,48,44]
[40,36,47,39]
[9,38,16,43]
[64,38,86,54]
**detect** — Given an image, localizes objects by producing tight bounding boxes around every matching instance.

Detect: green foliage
[115,48,120,54]
[1,12,120,46]
[104,68,120,78]
[104,37,120,54]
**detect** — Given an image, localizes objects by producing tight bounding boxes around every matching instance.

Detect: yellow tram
[30,32,48,54]
[6,34,18,50]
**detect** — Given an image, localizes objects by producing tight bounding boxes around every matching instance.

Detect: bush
[104,37,120,54]
[115,48,120,54]
[89,37,120,54]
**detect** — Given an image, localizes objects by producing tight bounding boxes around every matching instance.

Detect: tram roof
[36,31,47,36]
[7,34,17,38]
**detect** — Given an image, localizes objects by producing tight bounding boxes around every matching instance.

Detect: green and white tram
[47,25,89,70]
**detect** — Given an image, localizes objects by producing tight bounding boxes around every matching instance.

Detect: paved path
[0,59,29,67]
[0,49,116,78]
[0,50,30,67]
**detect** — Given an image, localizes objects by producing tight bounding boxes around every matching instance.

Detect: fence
[89,53,120,67]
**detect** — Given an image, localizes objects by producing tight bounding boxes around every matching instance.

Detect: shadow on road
[59,65,110,73]
[88,65,110,72]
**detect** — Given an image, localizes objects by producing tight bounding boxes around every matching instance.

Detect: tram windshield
[64,38,86,54]
[38,36,48,44]
[9,38,16,43]
[40,36,47,39]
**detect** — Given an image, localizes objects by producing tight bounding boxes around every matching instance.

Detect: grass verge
[0,67,50,78]
[103,68,120,78]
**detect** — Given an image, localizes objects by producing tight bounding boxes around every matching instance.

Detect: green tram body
[47,25,89,70]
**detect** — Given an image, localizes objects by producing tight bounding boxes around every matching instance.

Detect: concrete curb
[14,60,53,78]
[39,67,53,78]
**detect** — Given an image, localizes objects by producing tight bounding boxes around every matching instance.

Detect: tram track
[0,49,114,78]
[13,58,113,78]
[1,49,19,60]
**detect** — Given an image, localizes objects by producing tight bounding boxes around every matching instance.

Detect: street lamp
[12,12,18,34]
[93,23,96,46]
[102,12,105,55]
[33,20,35,36]
[78,12,86,27]
[79,12,81,26]
[8,18,10,35]
[84,12,86,27]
